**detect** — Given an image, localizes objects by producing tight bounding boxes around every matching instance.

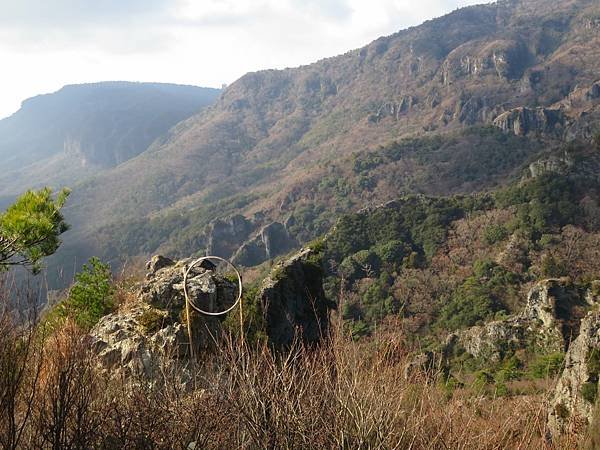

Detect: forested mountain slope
[53,0,600,277]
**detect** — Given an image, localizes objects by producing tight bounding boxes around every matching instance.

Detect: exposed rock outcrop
[205,215,255,258]
[528,154,574,178]
[369,96,417,122]
[90,303,188,380]
[90,255,238,380]
[445,280,594,363]
[259,247,333,349]
[547,310,600,439]
[91,249,335,379]
[493,107,565,136]
[233,222,298,267]
[440,39,530,86]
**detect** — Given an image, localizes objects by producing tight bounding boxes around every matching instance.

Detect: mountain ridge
[0,81,221,198]
[28,0,600,278]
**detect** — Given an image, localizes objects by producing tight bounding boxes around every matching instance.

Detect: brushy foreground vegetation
[0,279,590,450]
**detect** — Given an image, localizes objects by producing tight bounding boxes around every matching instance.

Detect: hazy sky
[0,0,492,119]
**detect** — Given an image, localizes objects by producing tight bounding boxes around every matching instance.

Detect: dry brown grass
[0,280,587,449]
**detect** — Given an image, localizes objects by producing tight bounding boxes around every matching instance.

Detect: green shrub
[484,224,509,245]
[472,370,494,391]
[530,353,565,379]
[593,131,600,150]
[495,356,523,383]
[540,254,567,278]
[222,285,268,345]
[65,258,114,330]
[587,348,600,377]
[348,320,370,340]
[436,260,517,331]
[46,257,114,331]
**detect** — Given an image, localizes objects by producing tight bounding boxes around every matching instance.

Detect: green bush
[223,285,268,345]
[436,260,517,331]
[530,353,565,379]
[496,174,580,237]
[494,356,522,383]
[484,224,509,245]
[540,254,567,278]
[593,131,600,150]
[59,257,114,330]
[588,348,600,377]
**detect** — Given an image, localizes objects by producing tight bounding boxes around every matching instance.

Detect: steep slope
[55,0,600,276]
[0,82,221,197]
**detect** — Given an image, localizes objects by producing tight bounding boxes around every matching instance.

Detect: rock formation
[445,279,595,363]
[493,107,565,136]
[547,310,600,439]
[233,222,297,267]
[205,215,255,258]
[528,154,574,178]
[90,248,335,379]
[90,255,238,380]
[259,247,332,349]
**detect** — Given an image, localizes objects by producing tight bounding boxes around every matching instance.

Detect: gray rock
[233,221,298,267]
[547,310,600,439]
[259,248,332,349]
[493,107,565,136]
[90,255,238,382]
[90,303,187,380]
[146,254,175,277]
[528,155,574,178]
[205,214,255,258]
[444,279,590,363]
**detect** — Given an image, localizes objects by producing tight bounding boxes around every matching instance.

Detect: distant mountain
[46,0,600,278]
[0,82,221,197]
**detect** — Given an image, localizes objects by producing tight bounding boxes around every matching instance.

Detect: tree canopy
[0,188,70,273]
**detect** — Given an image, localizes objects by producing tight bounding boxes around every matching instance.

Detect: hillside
[45,0,600,278]
[0,82,220,198]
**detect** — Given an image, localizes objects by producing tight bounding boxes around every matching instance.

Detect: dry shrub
[0,278,585,449]
[212,331,572,449]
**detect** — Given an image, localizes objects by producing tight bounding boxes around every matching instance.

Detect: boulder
[90,303,188,380]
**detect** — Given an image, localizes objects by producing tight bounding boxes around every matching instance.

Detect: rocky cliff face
[492,107,565,136]
[259,248,332,349]
[233,222,297,267]
[547,309,600,439]
[205,215,255,258]
[440,278,600,440]
[444,279,588,363]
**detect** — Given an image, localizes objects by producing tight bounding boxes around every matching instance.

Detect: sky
[0,0,492,119]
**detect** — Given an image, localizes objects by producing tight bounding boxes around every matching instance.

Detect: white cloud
[0,0,492,119]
